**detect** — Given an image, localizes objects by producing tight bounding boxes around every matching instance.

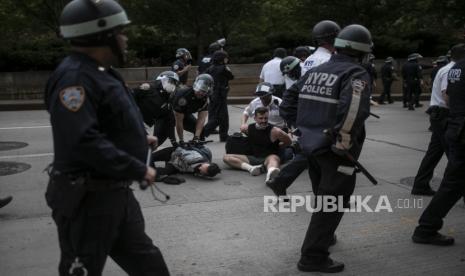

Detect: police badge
[59,86,85,112]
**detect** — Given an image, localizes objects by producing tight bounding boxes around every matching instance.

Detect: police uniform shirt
[381,63,394,82]
[172,87,208,114]
[133,81,172,125]
[302,47,332,75]
[172,58,188,84]
[446,60,465,117]
[44,52,148,180]
[282,54,372,155]
[431,61,455,108]
[243,96,285,127]
[402,61,422,82]
[260,57,285,85]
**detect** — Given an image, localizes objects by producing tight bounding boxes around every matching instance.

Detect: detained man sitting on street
[223,106,292,183]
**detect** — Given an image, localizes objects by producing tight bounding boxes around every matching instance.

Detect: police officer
[280,56,302,89]
[198,38,226,75]
[260,48,287,98]
[402,53,423,110]
[172,74,213,144]
[430,55,448,83]
[363,53,378,89]
[272,22,339,199]
[281,24,373,272]
[302,20,341,75]
[172,48,192,85]
[412,44,465,196]
[133,71,180,147]
[44,1,170,275]
[412,44,465,246]
[293,46,313,72]
[203,50,234,141]
[378,57,396,104]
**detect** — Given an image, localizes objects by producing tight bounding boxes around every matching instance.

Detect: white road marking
[0,153,53,159]
[0,126,51,130]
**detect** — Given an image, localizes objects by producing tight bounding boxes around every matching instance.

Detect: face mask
[161,78,176,93]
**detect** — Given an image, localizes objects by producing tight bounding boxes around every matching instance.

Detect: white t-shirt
[301,47,332,74]
[260,57,285,85]
[243,96,285,127]
[430,61,455,108]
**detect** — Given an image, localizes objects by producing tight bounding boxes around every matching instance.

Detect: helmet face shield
[193,79,211,94]
[161,78,177,93]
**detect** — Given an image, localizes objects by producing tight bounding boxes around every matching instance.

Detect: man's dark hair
[450,43,465,61]
[206,163,221,177]
[273,48,287,58]
[254,106,269,116]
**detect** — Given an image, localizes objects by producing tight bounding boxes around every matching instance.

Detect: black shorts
[246,155,267,165]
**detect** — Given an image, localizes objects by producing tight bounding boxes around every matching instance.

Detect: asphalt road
[1,103,464,275]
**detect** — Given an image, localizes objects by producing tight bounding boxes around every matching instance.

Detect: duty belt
[85,178,132,191]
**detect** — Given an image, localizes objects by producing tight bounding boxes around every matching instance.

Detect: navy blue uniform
[379,63,395,103]
[281,53,371,264]
[172,87,209,135]
[172,58,188,84]
[402,61,423,108]
[44,52,169,276]
[203,64,234,141]
[133,80,176,146]
[414,59,465,238]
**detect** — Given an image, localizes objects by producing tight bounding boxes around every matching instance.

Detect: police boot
[0,196,13,209]
[412,233,454,246]
[297,257,345,273]
[408,105,415,111]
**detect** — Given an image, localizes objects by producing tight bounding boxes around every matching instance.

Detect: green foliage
[0,0,464,71]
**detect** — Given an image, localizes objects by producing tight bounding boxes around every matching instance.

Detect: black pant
[300,152,356,263]
[151,147,179,176]
[52,188,170,276]
[274,153,319,193]
[203,97,229,140]
[153,114,176,147]
[413,114,449,191]
[183,113,198,135]
[379,80,393,103]
[414,136,465,237]
[406,81,421,107]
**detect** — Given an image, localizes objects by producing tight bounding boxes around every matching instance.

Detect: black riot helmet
[208,42,222,54]
[407,53,423,61]
[312,20,341,46]
[293,46,312,61]
[385,56,394,63]
[280,56,301,81]
[193,74,214,95]
[59,0,131,63]
[334,24,373,58]
[176,48,192,60]
[212,50,229,65]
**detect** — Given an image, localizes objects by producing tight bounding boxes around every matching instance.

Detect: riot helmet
[193,74,214,95]
[293,46,312,61]
[312,20,341,46]
[208,42,222,54]
[334,24,373,57]
[407,53,423,61]
[280,56,301,80]
[176,48,192,60]
[212,50,229,65]
[155,71,180,94]
[255,82,274,97]
[435,55,448,65]
[59,0,131,64]
[385,56,394,63]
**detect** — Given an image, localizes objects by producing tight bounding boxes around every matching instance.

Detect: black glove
[170,139,179,148]
[190,136,201,146]
[179,140,187,148]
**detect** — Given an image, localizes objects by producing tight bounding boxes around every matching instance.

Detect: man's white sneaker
[249,165,265,176]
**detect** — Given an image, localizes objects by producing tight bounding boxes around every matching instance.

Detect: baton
[140,147,171,202]
[324,129,378,185]
[369,112,380,119]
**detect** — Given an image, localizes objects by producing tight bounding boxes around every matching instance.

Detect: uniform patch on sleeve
[59,86,85,112]
[351,79,367,94]
[177,97,187,106]
[173,64,179,70]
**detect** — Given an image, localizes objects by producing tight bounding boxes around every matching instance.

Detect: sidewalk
[0,103,464,275]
